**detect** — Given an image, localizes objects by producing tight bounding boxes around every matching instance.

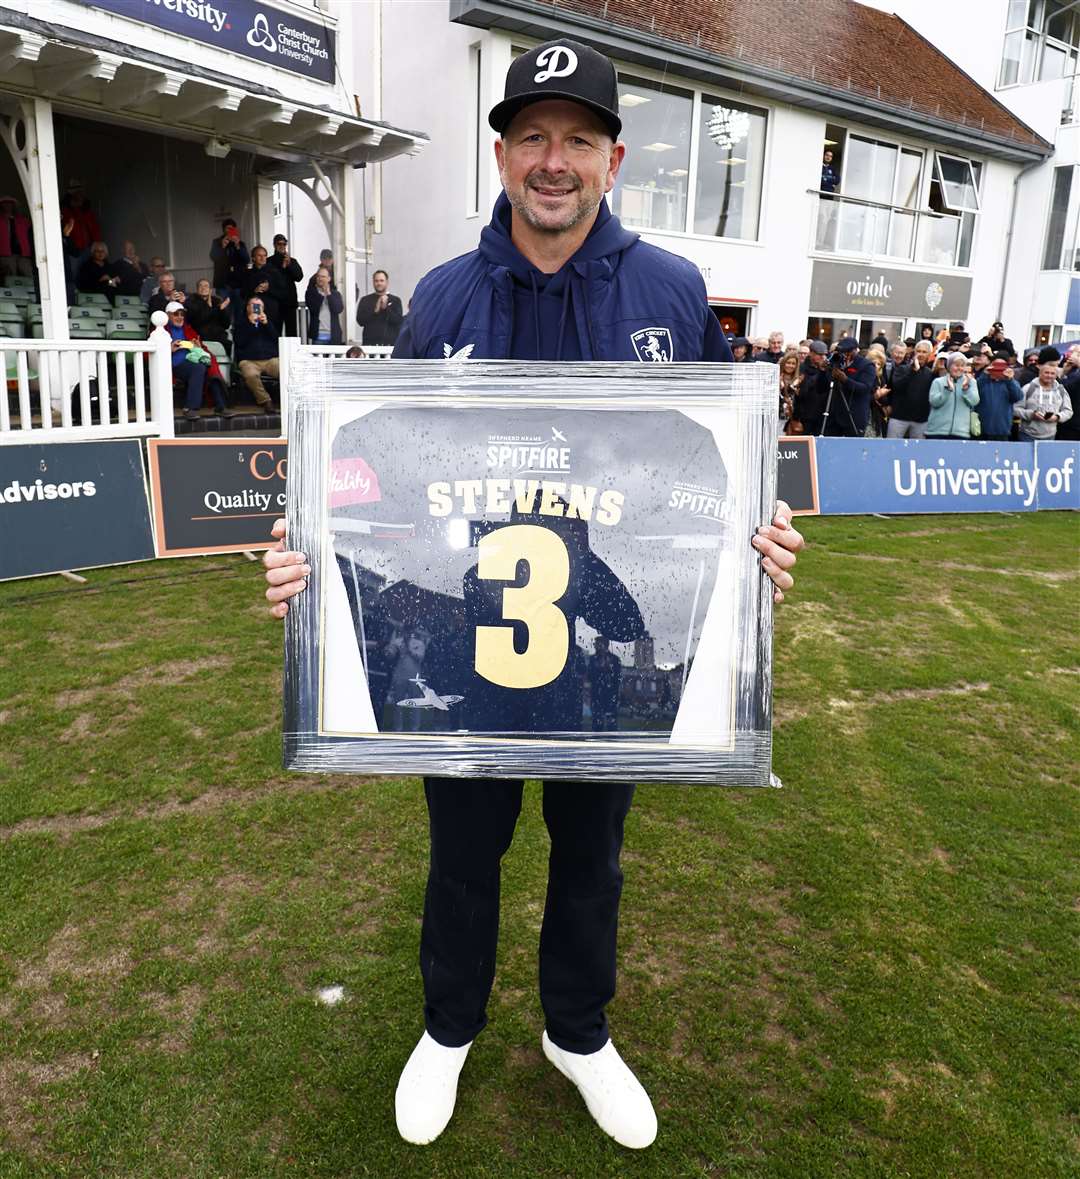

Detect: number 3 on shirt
[475,524,569,689]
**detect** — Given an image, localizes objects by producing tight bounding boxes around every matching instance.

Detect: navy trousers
[421,776,634,1055]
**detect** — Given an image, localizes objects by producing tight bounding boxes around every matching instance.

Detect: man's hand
[175,290,186,304]
[264,519,310,619]
[751,501,804,604]
[376,293,389,313]
[832,366,847,383]
[220,296,231,310]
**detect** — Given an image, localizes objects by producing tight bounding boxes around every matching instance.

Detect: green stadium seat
[68,323,106,339]
[113,305,145,322]
[76,292,111,307]
[30,322,45,338]
[0,286,30,305]
[0,300,23,317]
[69,305,110,320]
[5,275,34,290]
[114,295,146,308]
[107,322,145,340]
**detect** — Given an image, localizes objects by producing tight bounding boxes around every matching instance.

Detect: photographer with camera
[233,295,279,413]
[822,336,876,437]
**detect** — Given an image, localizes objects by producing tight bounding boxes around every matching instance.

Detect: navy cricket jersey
[329,406,730,735]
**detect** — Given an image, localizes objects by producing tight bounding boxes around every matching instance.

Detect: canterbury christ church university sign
[77,0,335,82]
[809,261,972,321]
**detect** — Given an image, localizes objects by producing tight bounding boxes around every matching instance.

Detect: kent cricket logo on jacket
[327,406,731,739]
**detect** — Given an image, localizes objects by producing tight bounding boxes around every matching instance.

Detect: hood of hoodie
[476,191,639,359]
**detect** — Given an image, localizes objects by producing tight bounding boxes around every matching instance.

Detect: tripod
[819,370,861,437]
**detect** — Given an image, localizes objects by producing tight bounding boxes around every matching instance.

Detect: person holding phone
[210,218,249,325]
[233,295,279,412]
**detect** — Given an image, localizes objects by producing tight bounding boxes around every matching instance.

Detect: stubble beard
[506,171,600,235]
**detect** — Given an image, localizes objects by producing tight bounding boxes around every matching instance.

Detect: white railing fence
[0,336,174,444]
[279,339,393,434]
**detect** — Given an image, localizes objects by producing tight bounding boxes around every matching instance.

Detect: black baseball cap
[488,39,621,139]
[835,336,860,352]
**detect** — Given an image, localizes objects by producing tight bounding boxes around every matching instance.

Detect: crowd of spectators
[734,320,1076,443]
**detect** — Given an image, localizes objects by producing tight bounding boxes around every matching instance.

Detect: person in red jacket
[160,301,235,421]
[60,179,101,252]
[0,194,33,280]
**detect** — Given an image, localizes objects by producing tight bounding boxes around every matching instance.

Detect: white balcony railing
[810,191,968,268]
[0,336,173,445]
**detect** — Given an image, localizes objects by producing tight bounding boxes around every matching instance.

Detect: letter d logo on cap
[534,45,579,84]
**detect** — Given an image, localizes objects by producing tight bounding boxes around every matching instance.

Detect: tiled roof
[523,0,1050,152]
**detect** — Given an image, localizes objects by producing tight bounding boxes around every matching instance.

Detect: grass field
[0,512,1077,1179]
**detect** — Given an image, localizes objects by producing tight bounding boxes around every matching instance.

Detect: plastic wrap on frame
[283,359,779,786]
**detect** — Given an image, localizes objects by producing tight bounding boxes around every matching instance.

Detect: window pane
[693,96,767,239]
[805,316,856,347]
[1022,30,1040,81]
[1008,0,1027,24]
[1043,165,1073,268]
[1001,30,1023,84]
[896,149,922,208]
[935,154,981,212]
[1042,40,1068,80]
[917,208,961,267]
[887,209,916,259]
[845,136,897,204]
[610,75,692,233]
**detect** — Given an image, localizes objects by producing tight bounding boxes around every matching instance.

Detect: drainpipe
[997,155,1044,323]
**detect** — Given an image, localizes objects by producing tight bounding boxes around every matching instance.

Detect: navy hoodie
[394,192,733,364]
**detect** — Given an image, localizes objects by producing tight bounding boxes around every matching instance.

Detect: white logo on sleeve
[630,327,673,362]
[443,342,475,360]
[247,12,277,52]
[534,46,579,84]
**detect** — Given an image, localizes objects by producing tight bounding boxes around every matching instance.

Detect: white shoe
[394,1031,472,1145]
[542,1030,658,1149]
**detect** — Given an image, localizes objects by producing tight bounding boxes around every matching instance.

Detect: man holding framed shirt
[265,39,803,1151]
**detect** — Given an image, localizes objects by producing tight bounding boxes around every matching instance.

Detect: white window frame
[934,153,982,213]
[609,59,770,245]
[466,43,482,219]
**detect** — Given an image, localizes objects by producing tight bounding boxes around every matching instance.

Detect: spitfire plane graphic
[551,426,567,442]
[396,675,464,711]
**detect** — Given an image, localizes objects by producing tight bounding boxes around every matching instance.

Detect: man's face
[914,343,933,364]
[321,254,333,268]
[732,344,748,360]
[196,280,210,298]
[91,244,107,263]
[151,258,165,275]
[373,272,389,294]
[160,274,175,295]
[971,353,988,371]
[891,345,907,364]
[768,333,783,353]
[797,344,810,361]
[274,239,287,255]
[168,309,184,328]
[807,350,827,369]
[1039,362,1059,383]
[1068,346,1080,366]
[252,248,267,267]
[495,99,624,237]
[316,268,330,285]
[823,151,833,164]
